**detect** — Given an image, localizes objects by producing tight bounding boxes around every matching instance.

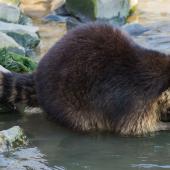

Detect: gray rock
[66,0,138,23]
[122,23,149,36]
[0,21,40,49]
[66,16,81,30]
[43,14,68,23]
[0,32,25,55]
[54,4,68,16]
[0,3,20,23]
[51,0,66,11]
[95,0,137,20]
[0,0,20,6]
[18,14,33,26]
[0,126,28,152]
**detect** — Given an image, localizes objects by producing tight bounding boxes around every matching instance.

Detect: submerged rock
[0,3,20,23]
[0,126,28,152]
[0,147,55,170]
[0,21,39,49]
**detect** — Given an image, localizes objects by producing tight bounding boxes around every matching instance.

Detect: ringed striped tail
[0,71,38,108]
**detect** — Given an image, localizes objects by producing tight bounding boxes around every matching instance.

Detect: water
[1,0,170,169]
[0,111,170,170]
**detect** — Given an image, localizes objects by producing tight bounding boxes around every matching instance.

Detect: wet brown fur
[1,23,170,135]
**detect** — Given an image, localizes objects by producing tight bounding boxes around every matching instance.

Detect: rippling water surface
[0,112,170,170]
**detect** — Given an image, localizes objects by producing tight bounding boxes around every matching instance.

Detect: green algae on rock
[66,0,97,20]
[0,48,37,73]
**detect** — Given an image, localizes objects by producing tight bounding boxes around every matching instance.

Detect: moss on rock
[0,48,37,73]
[66,0,97,20]
[128,4,137,17]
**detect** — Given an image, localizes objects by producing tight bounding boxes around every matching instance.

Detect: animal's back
[35,23,170,135]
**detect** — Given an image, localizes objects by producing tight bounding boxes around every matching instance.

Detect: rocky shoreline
[0,1,39,73]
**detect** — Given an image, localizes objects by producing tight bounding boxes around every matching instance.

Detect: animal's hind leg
[157,121,170,131]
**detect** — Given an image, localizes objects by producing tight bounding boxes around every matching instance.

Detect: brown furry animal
[1,23,170,135]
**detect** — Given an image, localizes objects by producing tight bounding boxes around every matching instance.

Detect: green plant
[0,48,37,73]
